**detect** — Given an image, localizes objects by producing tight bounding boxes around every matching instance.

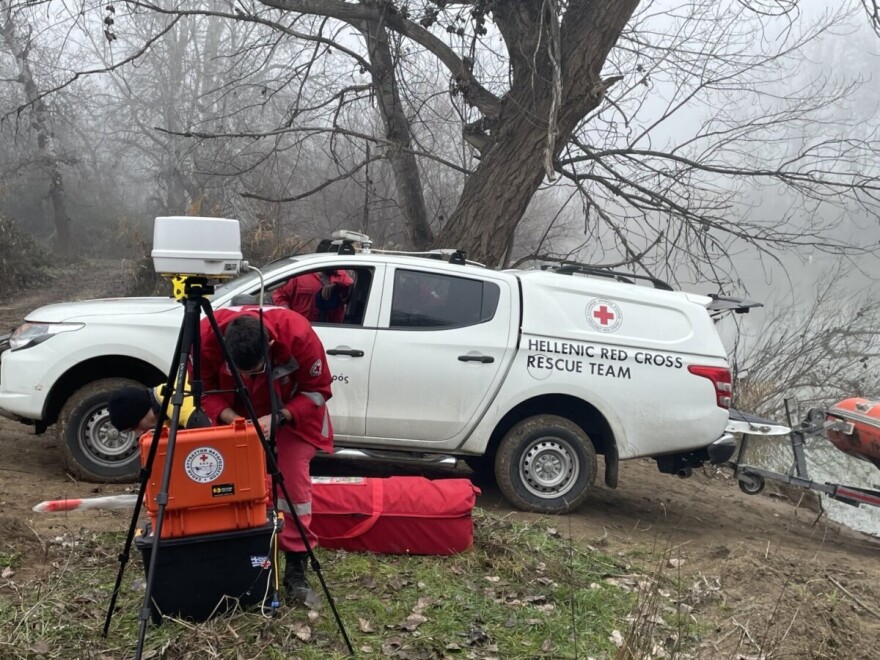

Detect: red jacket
[198,307,333,452]
[272,271,353,323]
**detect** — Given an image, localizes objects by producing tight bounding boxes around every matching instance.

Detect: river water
[739,432,880,537]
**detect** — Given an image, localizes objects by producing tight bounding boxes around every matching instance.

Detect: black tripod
[101,277,353,658]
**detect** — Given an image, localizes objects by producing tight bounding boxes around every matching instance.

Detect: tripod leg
[133,296,202,659]
[199,300,354,655]
[102,309,188,637]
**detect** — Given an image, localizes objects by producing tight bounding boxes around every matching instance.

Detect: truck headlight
[10,322,84,351]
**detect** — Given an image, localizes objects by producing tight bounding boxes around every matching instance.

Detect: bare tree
[1,4,73,256]
[863,0,880,33]
[241,0,635,264]
[5,0,880,277]
[730,265,880,417]
[358,16,433,248]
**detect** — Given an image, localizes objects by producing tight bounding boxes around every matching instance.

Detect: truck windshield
[214,257,299,300]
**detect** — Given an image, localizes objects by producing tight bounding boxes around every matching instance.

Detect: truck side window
[264,267,373,326]
[390,269,500,328]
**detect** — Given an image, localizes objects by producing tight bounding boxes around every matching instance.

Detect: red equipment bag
[310,476,480,555]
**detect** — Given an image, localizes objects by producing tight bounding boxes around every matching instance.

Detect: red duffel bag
[310,476,480,555]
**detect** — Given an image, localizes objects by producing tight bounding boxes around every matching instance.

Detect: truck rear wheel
[495,415,597,514]
[57,378,143,482]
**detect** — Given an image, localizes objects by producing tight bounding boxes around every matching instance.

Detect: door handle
[458,354,494,363]
[327,349,365,357]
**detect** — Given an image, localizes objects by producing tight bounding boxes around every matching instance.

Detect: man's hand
[257,410,291,434]
[256,415,273,435]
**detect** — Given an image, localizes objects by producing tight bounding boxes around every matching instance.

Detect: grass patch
[0,511,645,659]
[0,552,21,568]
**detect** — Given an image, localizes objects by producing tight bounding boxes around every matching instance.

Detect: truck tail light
[688,365,732,409]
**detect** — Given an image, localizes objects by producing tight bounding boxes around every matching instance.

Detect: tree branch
[2,16,182,121]
[241,153,383,202]
[129,1,373,72]
[260,0,501,116]
[154,124,474,174]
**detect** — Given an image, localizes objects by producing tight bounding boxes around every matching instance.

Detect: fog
[2,0,879,532]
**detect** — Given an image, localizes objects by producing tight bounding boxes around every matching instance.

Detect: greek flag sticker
[250,555,270,569]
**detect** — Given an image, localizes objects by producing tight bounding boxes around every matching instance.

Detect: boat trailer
[726,405,880,510]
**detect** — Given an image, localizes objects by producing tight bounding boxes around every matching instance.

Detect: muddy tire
[57,378,142,482]
[495,414,597,514]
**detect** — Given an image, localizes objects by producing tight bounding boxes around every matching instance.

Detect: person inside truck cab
[272,269,353,323]
[271,241,354,323]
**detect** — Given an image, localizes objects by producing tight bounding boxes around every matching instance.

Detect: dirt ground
[2,260,879,659]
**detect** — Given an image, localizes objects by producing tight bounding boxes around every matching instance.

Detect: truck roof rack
[369,248,484,267]
[542,263,674,291]
[315,230,482,266]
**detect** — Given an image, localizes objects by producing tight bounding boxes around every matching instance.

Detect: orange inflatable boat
[826,398,880,470]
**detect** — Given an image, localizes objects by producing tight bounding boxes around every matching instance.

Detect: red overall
[272,271,353,323]
[199,306,333,552]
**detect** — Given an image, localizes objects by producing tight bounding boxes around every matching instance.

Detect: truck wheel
[57,378,143,482]
[495,415,597,514]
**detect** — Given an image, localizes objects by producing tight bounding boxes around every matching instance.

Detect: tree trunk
[162,22,191,213]
[435,0,640,265]
[1,9,73,257]
[359,17,433,249]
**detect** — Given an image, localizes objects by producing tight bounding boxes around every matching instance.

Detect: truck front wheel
[57,378,143,482]
[495,415,597,514]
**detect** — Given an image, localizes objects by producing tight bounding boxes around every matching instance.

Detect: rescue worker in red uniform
[198,307,333,607]
[272,270,353,324]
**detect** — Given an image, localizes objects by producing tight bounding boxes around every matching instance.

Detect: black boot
[284,551,319,608]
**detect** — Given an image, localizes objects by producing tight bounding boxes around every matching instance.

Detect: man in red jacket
[272,270,353,324]
[198,307,333,607]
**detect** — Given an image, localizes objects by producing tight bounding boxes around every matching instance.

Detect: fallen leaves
[29,640,51,655]
[290,621,311,642]
[382,636,404,655]
[387,575,409,591]
[401,613,427,631]
[466,627,491,646]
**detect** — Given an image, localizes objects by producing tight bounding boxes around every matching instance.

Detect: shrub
[0,216,55,299]
[241,222,310,266]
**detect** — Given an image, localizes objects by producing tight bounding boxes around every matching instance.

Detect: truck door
[366,267,514,445]
[262,264,384,439]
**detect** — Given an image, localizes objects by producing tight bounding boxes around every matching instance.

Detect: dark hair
[315,239,333,253]
[224,315,268,371]
[108,387,152,431]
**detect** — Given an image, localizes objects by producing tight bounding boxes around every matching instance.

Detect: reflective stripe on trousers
[277,499,312,516]
[275,437,317,553]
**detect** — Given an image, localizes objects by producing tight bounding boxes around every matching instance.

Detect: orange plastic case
[140,418,268,538]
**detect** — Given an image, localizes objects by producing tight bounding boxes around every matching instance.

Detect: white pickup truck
[0,246,744,514]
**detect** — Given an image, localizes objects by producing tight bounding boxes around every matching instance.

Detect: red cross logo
[593,305,615,326]
[586,299,622,333]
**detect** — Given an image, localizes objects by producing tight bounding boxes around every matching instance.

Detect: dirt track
[2,260,879,658]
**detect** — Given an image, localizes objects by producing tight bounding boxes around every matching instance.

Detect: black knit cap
[107,387,152,431]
